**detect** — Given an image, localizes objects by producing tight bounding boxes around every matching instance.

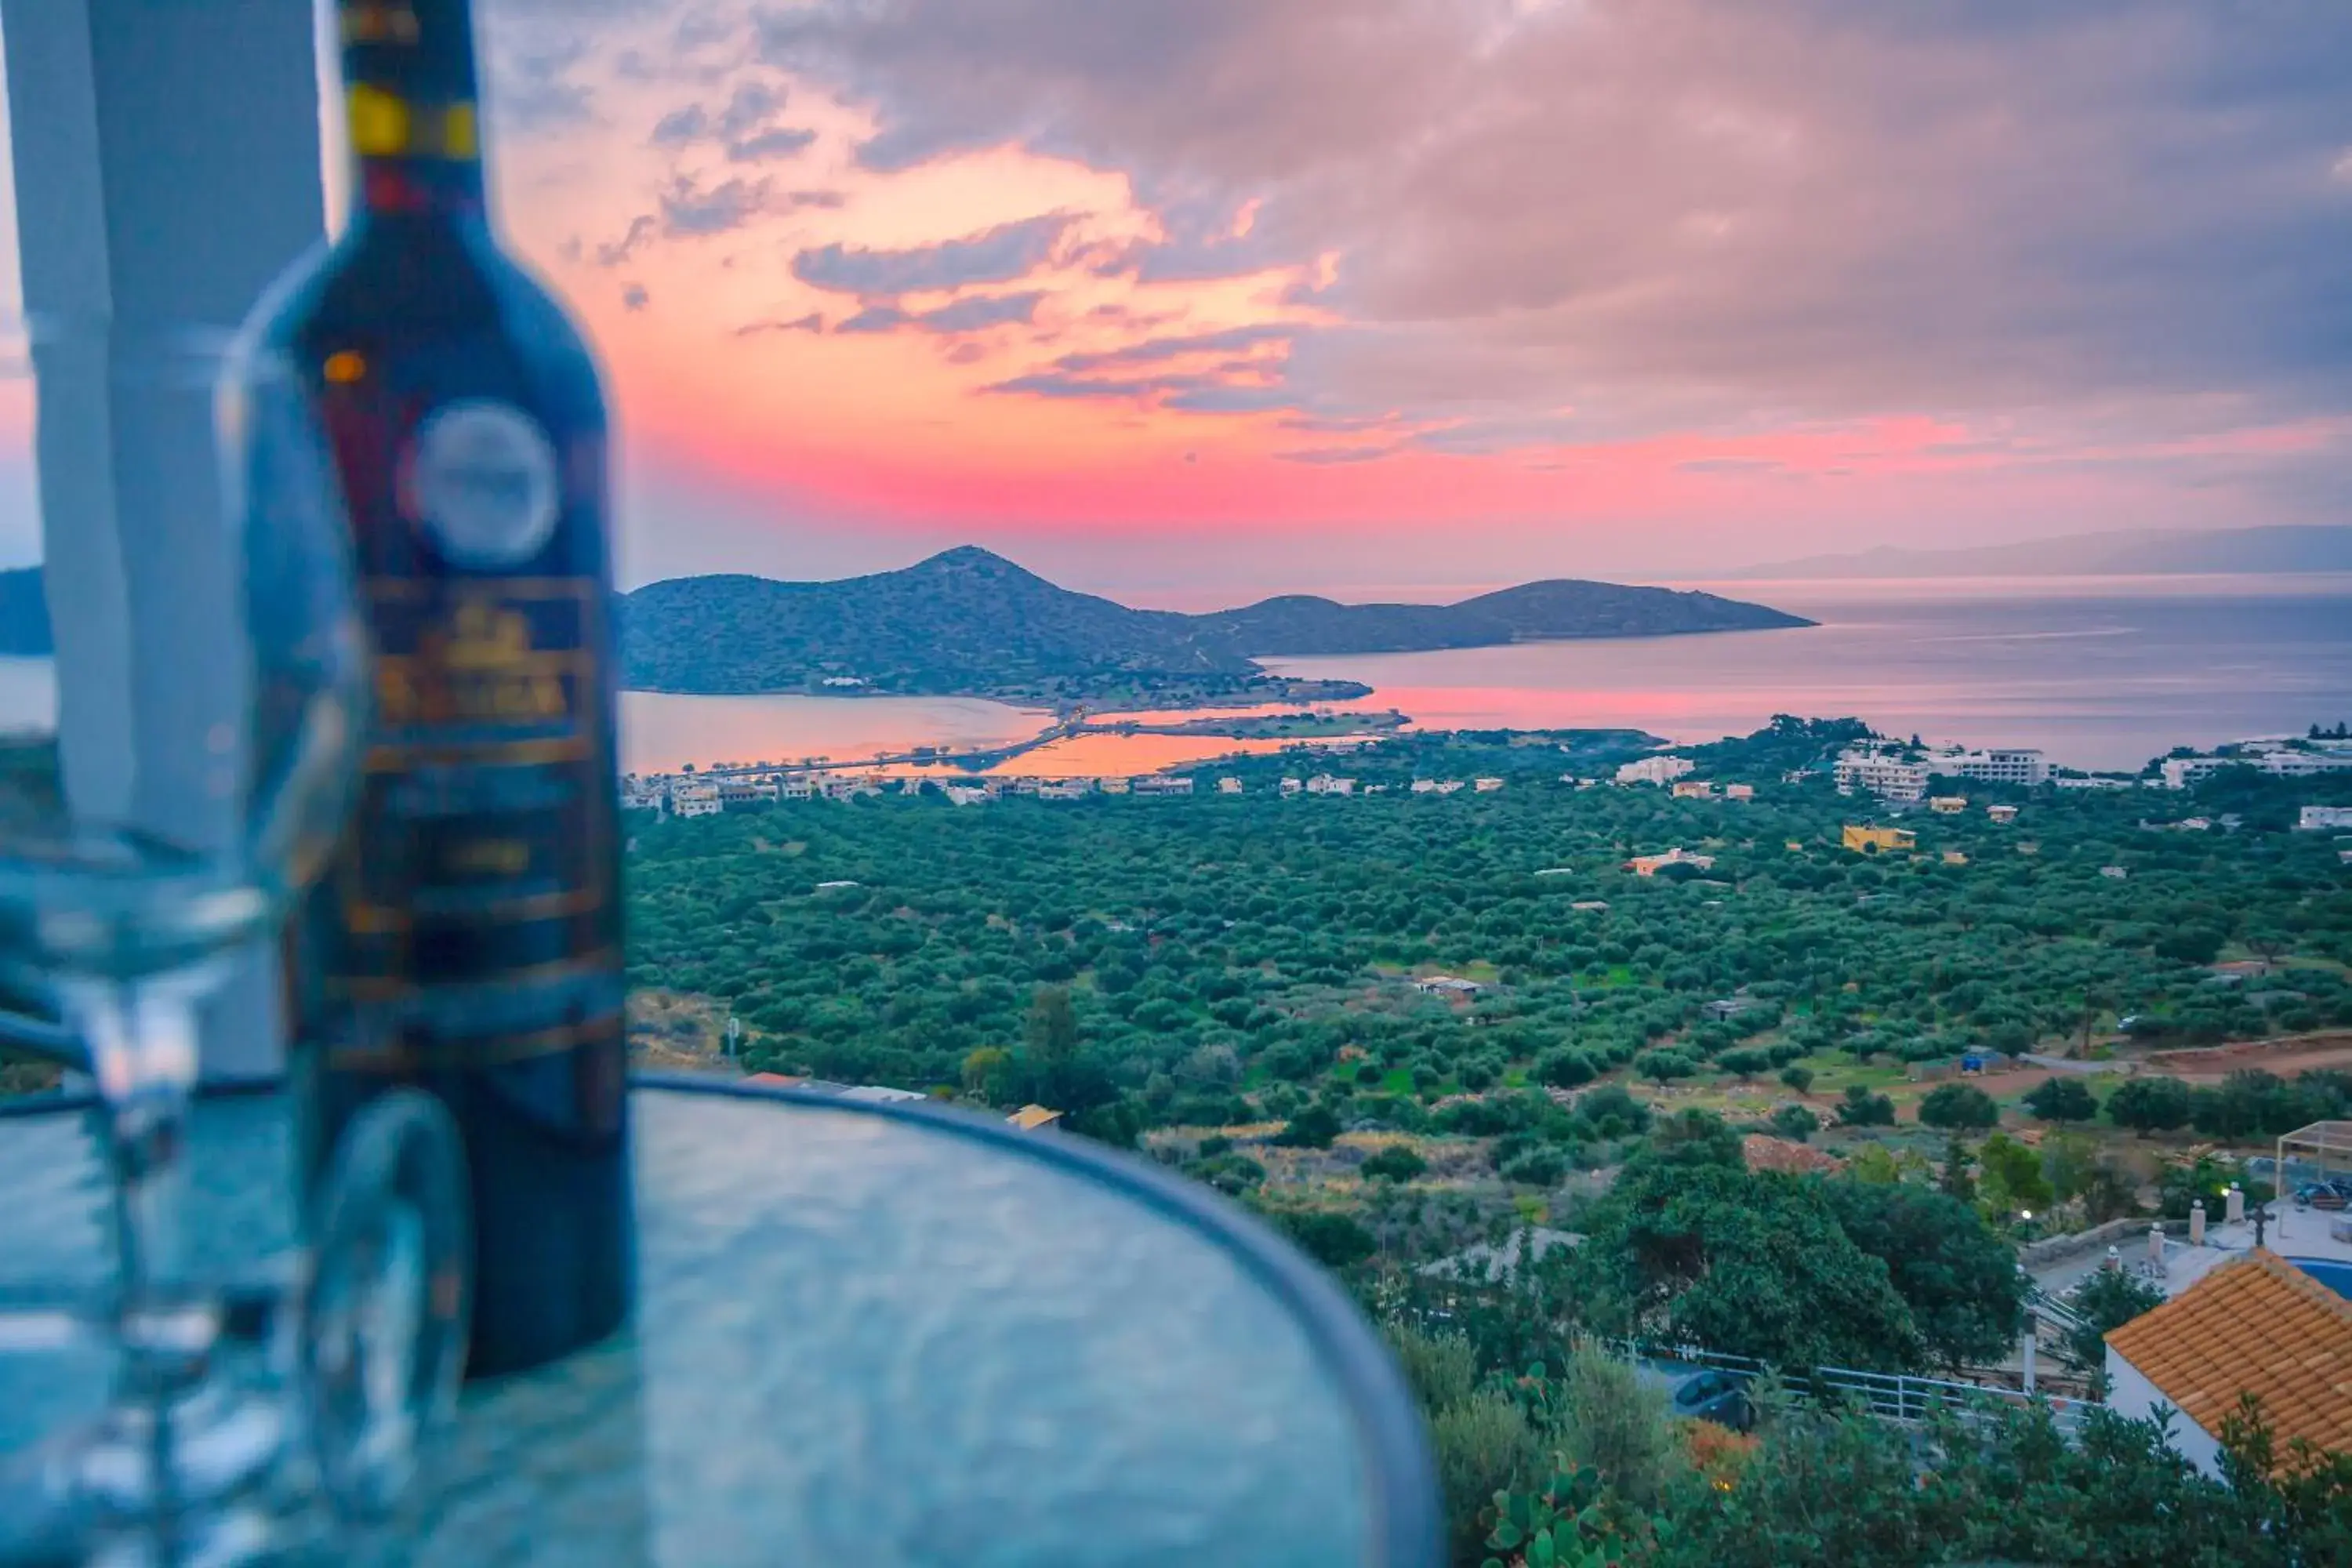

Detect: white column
[3,0,325,1079]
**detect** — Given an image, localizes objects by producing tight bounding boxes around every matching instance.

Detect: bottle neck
[338,0,488,217]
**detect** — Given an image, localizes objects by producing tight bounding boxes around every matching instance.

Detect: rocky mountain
[619,546,1811,701]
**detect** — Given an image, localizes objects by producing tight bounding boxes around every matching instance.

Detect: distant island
[1724,523,2352,580]
[619,546,1812,705]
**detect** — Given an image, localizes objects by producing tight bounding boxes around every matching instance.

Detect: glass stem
[64,975,205,1303]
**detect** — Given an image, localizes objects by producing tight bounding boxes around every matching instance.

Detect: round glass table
[0,1076,1440,1566]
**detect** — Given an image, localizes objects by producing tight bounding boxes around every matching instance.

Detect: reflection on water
[6,579,2344,780]
[1265,581,2352,772]
[617,691,1044,774]
[979,734,1299,779]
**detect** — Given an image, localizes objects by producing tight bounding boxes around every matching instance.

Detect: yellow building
[1842,825,1918,855]
[1671,780,1715,800]
[1943,851,1969,866]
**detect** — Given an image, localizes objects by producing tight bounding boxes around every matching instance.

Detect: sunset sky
[9,1,2352,597]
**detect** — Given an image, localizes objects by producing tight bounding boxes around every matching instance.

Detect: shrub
[1537,1048,1598,1087]
[1770,1104,1820,1142]
[1918,1082,2001,1131]
[2108,1076,2194,1135]
[1274,1102,1342,1148]
[1359,1144,1428,1182]
[2024,1076,2098,1123]
[1838,1086,1898,1127]
[1501,1147,1569,1187]
[1636,1048,1700,1084]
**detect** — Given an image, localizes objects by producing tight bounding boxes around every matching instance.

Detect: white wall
[2104,1348,2226,1479]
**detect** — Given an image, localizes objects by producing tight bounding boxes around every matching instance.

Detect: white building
[672,780,723,818]
[1279,778,1304,797]
[2300,805,2352,831]
[1834,749,1930,804]
[1131,775,1195,796]
[779,777,815,800]
[2105,1249,2352,1481]
[1936,746,2049,787]
[1473,777,1504,793]
[1410,779,1439,793]
[1217,777,1243,795]
[1305,775,1356,796]
[1414,975,1484,998]
[2163,743,2352,789]
[1039,780,1091,800]
[1615,754,1695,787]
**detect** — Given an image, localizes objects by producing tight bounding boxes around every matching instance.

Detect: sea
[1,575,2346,776]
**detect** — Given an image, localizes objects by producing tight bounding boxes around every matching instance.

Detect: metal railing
[1610,1338,2103,1440]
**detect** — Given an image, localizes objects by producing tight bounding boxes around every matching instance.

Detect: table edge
[633,1073,1442,1568]
[0,1072,1443,1566]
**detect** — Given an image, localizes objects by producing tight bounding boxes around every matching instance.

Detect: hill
[1196,578,1806,655]
[620,547,1812,700]
[1725,524,2352,580]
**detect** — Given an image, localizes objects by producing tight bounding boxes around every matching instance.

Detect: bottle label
[302,372,624,1091]
[406,401,561,568]
[322,569,622,1076]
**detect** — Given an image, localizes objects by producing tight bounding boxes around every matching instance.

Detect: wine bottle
[267,0,632,1378]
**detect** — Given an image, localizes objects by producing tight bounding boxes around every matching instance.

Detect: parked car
[1636,1360,1755,1432]
[2292,1181,2352,1210]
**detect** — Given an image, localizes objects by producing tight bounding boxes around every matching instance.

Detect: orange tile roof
[2105,1249,2352,1463]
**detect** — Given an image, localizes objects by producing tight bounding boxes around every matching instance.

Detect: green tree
[2064,1268,2166,1384]
[1024,985,1079,1063]
[1574,1151,1926,1371]
[1778,1065,1815,1095]
[960,1044,1010,1099]
[2109,1076,2194,1136]
[1769,1104,1820,1142]
[2023,1076,2098,1123]
[1918,1082,2000,1131]
[1937,1137,1977,1204]
[1838,1085,1896,1127]
[1817,1179,2025,1368]
[1360,1144,1428,1181]
[1975,1131,2056,1222]
[1276,1102,1342,1148]
[1635,1047,1699,1084]
[1274,1208,1376,1271]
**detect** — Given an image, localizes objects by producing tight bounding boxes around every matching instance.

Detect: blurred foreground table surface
[0,1077,1439,1567]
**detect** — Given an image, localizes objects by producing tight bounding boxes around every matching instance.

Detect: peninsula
[618,546,1811,706]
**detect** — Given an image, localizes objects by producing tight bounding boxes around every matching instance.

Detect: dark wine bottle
[267,0,632,1379]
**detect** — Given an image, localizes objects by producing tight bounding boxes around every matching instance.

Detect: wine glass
[0,318,467,1563]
